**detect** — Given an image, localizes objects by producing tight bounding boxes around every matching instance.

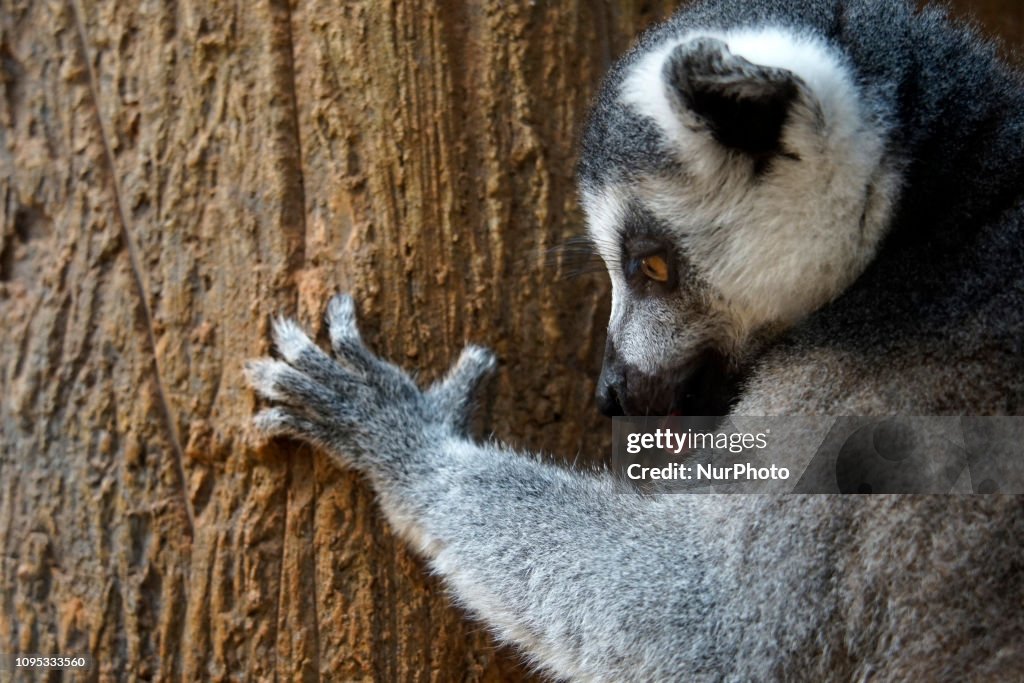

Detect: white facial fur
[585,27,900,374]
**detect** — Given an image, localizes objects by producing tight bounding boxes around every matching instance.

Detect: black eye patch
[618,206,680,290]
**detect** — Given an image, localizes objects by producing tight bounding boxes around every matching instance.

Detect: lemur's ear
[664,38,801,158]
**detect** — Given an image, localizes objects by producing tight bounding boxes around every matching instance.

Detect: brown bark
[0,1,1020,681]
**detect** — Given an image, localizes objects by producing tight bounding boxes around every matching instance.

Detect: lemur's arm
[245,294,749,680]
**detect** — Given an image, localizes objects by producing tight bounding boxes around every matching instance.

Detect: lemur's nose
[596,375,625,417]
[596,340,626,417]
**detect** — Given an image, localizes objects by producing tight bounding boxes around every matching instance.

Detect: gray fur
[247,1,1024,680]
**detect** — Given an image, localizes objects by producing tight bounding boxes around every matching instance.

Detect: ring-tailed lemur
[246,0,1024,680]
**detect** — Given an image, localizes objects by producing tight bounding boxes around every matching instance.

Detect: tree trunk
[0,0,675,679]
[0,0,1020,681]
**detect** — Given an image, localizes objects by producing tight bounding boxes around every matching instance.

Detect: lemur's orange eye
[640,255,670,282]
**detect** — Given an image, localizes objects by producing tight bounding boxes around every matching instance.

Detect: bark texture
[0,0,1020,681]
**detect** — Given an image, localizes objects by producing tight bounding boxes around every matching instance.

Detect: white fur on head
[586,27,900,373]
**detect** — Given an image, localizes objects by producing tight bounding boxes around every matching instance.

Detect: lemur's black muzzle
[596,361,626,417]
[596,340,738,418]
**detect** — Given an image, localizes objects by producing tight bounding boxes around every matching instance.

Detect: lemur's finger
[271,317,317,362]
[437,345,498,398]
[245,358,352,410]
[252,407,335,446]
[326,294,381,375]
[426,345,497,428]
[245,359,289,402]
[326,294,360,338]
[271,315,363,392]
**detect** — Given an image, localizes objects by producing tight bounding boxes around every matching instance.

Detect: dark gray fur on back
[247,1,1024,680]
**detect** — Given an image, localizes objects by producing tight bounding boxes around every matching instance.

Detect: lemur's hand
[245,294,496,473]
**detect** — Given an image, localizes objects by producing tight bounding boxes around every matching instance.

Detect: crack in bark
[67,0,196,538]
[284,3,309,270]
[274,455,291,680]
[268,0,316,675]
[309,467,321,681]
[270,0,309,267]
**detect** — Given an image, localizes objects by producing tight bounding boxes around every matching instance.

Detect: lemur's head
[579,28,900,416]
